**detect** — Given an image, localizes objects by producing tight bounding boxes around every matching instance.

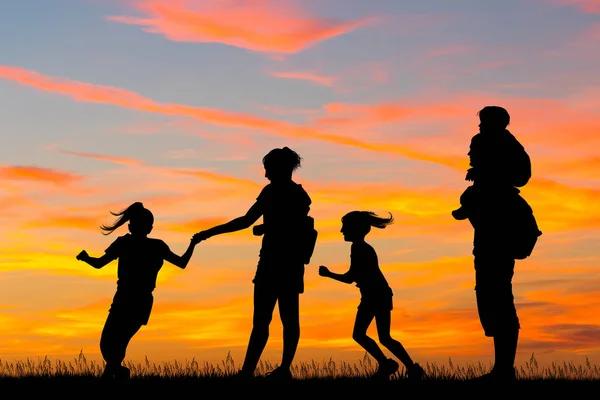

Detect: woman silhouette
[194,147,316,381]
[76,202,200,380]
[319,211,424,381]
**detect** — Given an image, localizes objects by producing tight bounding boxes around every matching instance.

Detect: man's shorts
[474,256,520,337]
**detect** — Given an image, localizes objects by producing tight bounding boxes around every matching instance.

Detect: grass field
[1,352,599,395]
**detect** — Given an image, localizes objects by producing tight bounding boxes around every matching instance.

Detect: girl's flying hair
[262,147,303,174]
[342,211,394,230]
[100,202,154,235]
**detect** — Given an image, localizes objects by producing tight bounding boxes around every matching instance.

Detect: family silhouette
[73,106,541,383]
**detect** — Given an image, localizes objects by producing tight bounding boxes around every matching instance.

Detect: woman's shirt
[255,180,312,257]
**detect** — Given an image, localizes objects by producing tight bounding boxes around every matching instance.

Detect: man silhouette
[453,106,532,382]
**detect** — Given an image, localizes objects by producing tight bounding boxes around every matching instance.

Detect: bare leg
[493,329,519,374]
[100,312,142,378]
[375,310,415,368]
[278,291,300,370]
[352,307,387,364]
[240,284,278,375]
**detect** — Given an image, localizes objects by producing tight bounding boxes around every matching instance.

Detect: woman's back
[257,181,311,250]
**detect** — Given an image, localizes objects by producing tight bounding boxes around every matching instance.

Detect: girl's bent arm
[325,270,354,284]
[164,240,196,269]
[82,253,116,269]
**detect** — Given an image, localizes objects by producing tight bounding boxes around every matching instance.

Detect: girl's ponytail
[100,202,146,235]
[342,211,394,231]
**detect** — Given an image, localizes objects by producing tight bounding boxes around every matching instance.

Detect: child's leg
[99,312,142,375]
[278,291,300,370]
[240,283,278,375]
[375,310,415,368]
[352,307,387,364]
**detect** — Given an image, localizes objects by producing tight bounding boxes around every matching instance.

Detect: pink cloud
[270,71,338,87]
[553,0,600,13]
[107,0,373,54]
[0,65,466,170]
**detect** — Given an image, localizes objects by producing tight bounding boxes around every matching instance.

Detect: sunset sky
[1,0,600,370]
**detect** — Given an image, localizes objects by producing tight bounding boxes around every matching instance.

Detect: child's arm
[318,265,354,284]
[76,250,116,269]
[163,239,197,270]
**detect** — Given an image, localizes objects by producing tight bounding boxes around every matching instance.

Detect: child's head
[477,106,510,132]
[340,211,394,242]
[262,147,302,182]
[100,201,154,236]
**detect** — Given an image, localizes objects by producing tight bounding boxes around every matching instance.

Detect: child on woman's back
[319,211,424,381]
[76,201,201,380]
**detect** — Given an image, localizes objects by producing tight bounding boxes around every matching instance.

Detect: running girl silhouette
[319,211,424,381]
[76,201,200,380]
[193,147,317,381]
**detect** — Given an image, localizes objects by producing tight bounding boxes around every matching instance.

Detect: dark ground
[1,376,598,397]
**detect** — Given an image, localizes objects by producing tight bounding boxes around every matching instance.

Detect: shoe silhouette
[472,367,517,383]
[407,363,425,381]
[265,366,293,382]
[101,365,131,381]
[371,358,399,380]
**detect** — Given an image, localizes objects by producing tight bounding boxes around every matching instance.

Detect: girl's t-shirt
[347,242,393,298]
[104,234,170,293]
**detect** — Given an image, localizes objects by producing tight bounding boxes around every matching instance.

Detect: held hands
[318,265,330,277]
[76,250,89,262]
[191,230,210,245]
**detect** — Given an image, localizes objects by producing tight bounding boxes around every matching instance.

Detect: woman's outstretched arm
[195,201,262,241]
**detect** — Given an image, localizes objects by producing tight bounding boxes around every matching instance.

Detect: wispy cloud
[107,0,373,54]
[269,71,338,87]
[56,149,145,167]
[0,65,467,170]
[0,166,82,185]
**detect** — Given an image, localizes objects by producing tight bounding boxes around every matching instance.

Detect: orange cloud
[5,65,600,213]
[0,166,82,185]
[23,214,103,231]
[270,71,338,87]
[0,65,467,170]
[57,149,144,167]
[107,0,372,54]
[314,101,466,127]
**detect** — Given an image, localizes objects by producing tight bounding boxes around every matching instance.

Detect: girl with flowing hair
[319,211,424,381]
[76,201,201,380]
